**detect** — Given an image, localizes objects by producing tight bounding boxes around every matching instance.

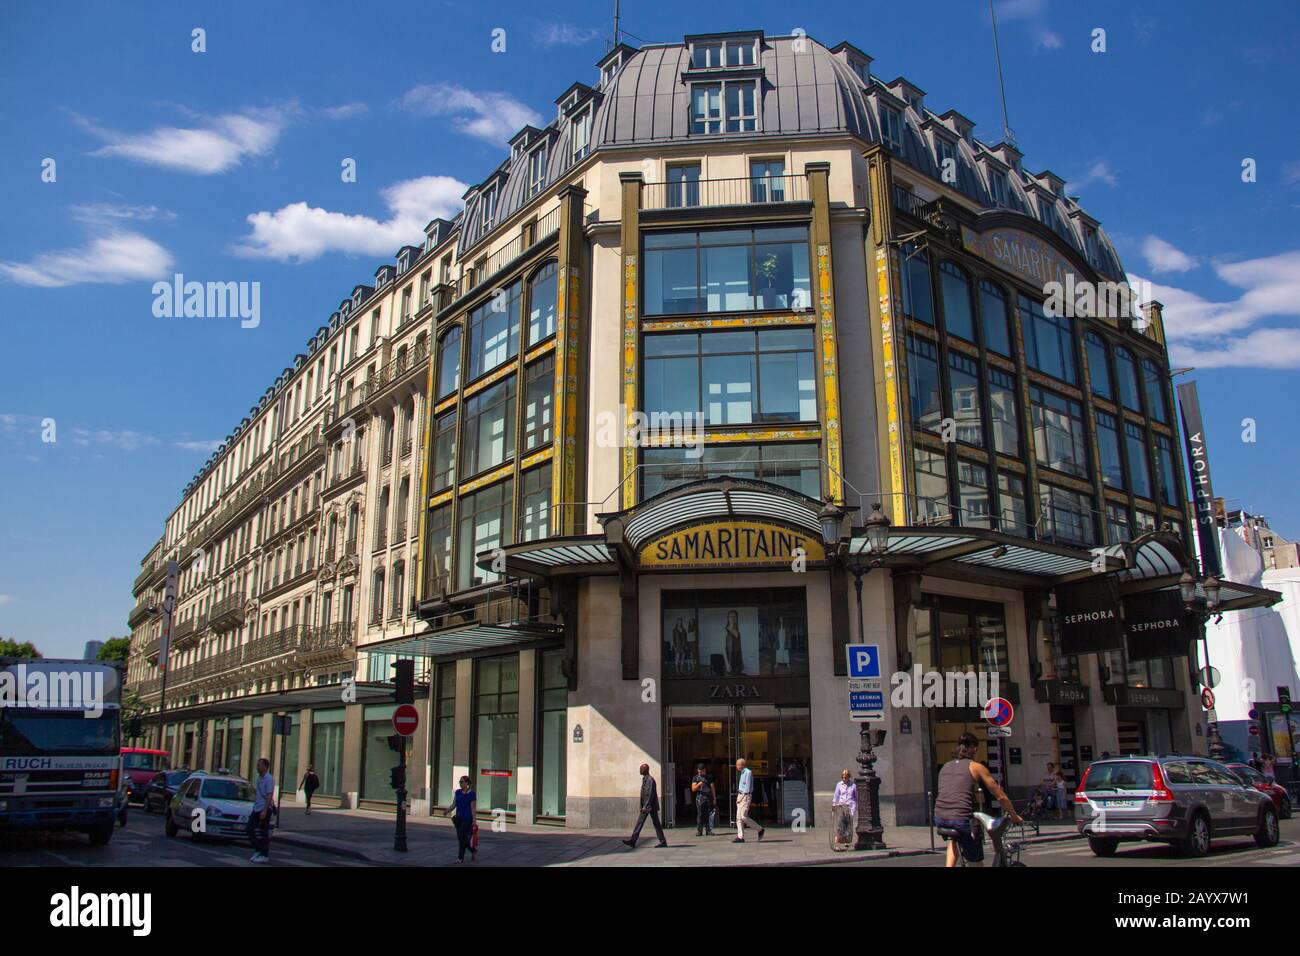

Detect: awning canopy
[363,622,562,659]
[1102,531,1281,611]
[157,681,395,722]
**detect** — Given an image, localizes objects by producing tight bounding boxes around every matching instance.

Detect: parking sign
[846,644,881,679]
[846,644,884,721]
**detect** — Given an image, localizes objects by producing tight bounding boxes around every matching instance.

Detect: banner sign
[1056,576,1125,655]
[1123,589,1191,662]
[1176,381,1222,578]
[639,520,825,569]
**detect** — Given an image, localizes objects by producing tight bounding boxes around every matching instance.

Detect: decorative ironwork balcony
[208,592,247,633]
[643,173,809,211]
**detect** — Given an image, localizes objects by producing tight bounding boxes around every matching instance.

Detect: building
[128,30,1279,829]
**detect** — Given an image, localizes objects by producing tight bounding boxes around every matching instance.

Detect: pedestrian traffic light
[393,659,415,705]
[390,766,405,791]
[1280,686,1292,715]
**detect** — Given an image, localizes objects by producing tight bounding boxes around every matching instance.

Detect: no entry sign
[392,704,419,736]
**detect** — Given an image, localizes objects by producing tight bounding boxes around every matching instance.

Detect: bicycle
[937,812,1028,867]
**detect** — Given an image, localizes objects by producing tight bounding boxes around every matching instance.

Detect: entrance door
[666,705,735,829]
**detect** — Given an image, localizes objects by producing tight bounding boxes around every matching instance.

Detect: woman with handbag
[445,775,478,863]
[830,769,857,851]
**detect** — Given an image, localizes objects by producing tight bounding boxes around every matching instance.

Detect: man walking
[622,762,668,849]
[691,762,716,836]
[248,757,275,863]
[733,758,764,843]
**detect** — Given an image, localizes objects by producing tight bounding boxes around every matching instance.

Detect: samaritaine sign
[962,224,1074,289]
[639,519,825,569]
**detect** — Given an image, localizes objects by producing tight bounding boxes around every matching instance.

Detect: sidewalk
[270,806,1082,866]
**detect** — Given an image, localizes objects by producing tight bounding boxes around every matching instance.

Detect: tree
[0,638,41,659]
[96,637,130,666]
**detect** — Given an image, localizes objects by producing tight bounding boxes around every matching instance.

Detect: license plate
[1098,799,1140,808]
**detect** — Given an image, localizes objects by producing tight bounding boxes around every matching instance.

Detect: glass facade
[662,588,808,678]
[1020,295,1077,384]
[537,650,568,818]
[978,281,1011,355]
[900,243,933,324]
[988,368,1020,457]
[456,479,513,590]
[433,664,457,809]
[282,713,300,798]
[361,704,399,801]
[939,261,975,341]
[474,656,520,813]
[1031,387,1088,477]
[641,442,820,500]
[643,226,810,315]
[906,337,942,433]
[467,280,522,380]
[311,708,346,797]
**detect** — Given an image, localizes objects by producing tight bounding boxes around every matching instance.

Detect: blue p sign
[847,644,881,679]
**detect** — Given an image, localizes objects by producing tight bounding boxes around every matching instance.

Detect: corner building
[130,30,1277,830]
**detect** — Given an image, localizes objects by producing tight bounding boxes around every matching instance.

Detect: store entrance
[664,704,813,829]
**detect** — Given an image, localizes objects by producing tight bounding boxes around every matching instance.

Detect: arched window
[1085,331,1112,400]
[436,326,462,398]
[938,261,975,341]
[527,261,559,345]
[1114,347,1141,410]
[899,242,933,324]
[1140,358,1168,423]
[978,280,1011,355]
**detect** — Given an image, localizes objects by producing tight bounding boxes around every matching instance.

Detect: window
[987,368,1020,457]
[432,664,457,806]
[456,480,513,589]
[978,281,1010,355]
[663,587,807,681]
[461,378,516,476]
[527,143,549,197]
[523,356,554,450]
[640,442,819,500]
[1040,485,1095,547]
[667,164,701,208]
[948,352,983,446]
[473,656,519,812]
[936,136,957,175]
[691,84,722,134]
[750,159,786,203]
[691,81,756,134]
[537,650,568,817]
[571,109,591,162]
[1134,510,1157,536]
[1106,502,1131,544]
[519,466,551,542]
[1154,434,1178,506]
[436,327,462,398]
[905,337,942,433]
[879,106,902,152]
[1115,348,1141,411]
[391,562,405,617]
[370,569,385,624]
[527,262,558,344]
[691,41,723,68]
[426,505,451,594]
[726,39,756,66]
[1085,332,1112,399]
[643,226,810,315]
[1125,422,1153,499]
[1020,295,1077,384]
[939,261,975,341]
[1141,359,1169,423]
[913,448,949,524]
[956,459,991,528]
[998,473,1028,536]
[467,280,522,379]
[643,328,816,426]
[431,411,457,491]
[899,243,934,324]
[988,168,1008,206]
[1031,386,1088,477]
[1095,410,1124,489]
[725,82,757,132]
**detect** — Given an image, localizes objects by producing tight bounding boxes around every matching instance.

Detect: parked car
[142,769,193,814]
[120,747,170,805]
[165,773,268,842]
[1227,763,1292,819]
[1075,755,1279,857]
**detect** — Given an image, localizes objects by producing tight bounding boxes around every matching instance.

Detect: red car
[121,747,170,804]
[1228,763,1292,819]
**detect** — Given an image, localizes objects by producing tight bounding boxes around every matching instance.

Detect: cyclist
[934,732,1023,867]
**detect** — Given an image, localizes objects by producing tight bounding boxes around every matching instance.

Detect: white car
[165,773,268,842]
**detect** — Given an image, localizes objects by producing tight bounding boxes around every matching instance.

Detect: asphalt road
[0,807,365,867]
[860,816,1300,867]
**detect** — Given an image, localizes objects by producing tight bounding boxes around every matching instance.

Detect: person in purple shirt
[831,769,857,851]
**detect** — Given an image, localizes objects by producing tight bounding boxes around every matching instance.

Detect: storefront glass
[474,656,519,813]
[282,714,300,796]
[661,588,808,678]
[361,704,399,801]
[311,708,346,796]
[538,650,568,818]
[433,663,457,808]
[226,726,243,777]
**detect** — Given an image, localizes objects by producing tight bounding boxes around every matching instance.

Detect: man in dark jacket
[622,762,668,848]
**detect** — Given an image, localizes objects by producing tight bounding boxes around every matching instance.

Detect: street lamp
[1181,569,1225,760]
[825,498,892,849]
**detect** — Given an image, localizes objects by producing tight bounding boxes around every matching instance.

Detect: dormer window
[988,168,1008,206]
[691,80,756,134]
[602,60,619,87]
[880,105,902,152]
[571,108,592,162]
[726,39,756,66]
[936,136,956,172]
[691,41,723,68]
[528,142,549,197]
[848,57,870,84]
[690,38,756,69]
[479,184,498,232]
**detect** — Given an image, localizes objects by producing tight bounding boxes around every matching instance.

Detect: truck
[0,658,123,845]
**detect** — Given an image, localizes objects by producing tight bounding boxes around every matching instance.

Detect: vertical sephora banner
[1176,380,1222,578]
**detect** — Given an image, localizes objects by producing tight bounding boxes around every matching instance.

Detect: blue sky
[1,0,1298,658]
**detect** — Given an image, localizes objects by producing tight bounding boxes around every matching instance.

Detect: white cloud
[70,202,177,224]
[1283,161,1300,187]
[0,595,13,607]
[79,107,288,175]
[1066,160,1118,192]
[174,439,223,453]
[398,84,542,145]
[0,231,173,288]
[321,102,368,120]
[1169,327,1300,370]
[1035,29,1063,49]
[535,23,603,47]
[70,427,160,451]
[233,175,468,262]
[1142,235,1197,274]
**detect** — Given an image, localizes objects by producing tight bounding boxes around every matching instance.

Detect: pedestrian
[830,769,857,851]
[299,765,320,815]
[691,762,716,836]
[1053,767,1068,819]
[733,757,764,843]
[445,775,477,863]
[247,757,275,864]
[622,762,668,848]
[1040,762,1058,811]
[1261,753,1276,782]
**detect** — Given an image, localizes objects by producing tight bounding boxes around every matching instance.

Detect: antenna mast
[988,0,1015,145]
[613,0,621,48]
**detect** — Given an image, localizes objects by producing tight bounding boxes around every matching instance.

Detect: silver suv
[1075,755,1279,857]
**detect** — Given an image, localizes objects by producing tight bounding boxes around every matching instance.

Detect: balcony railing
[208,592,247,632]
[457,207,563,299]
[392,521,407,545]
[365,339,430,405]
[642,173,809,211]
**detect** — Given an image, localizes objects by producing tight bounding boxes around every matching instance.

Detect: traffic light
[390,766,406,791]
[1280,686,1292,715]
[393,659,415,705]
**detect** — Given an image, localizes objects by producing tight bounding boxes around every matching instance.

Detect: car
[1227,763,1292,819]
[141,769,193,814]
[120,747,171,805]
[165,773,267,842]
[1075,755,1279,858]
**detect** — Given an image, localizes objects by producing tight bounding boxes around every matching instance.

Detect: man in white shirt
[733,758,764,843]
[248,758,276,863]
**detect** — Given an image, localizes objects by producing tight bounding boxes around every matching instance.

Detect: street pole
[155,560,178,755]
[851,566,885,849]
[276,714,289,829]
[394,740,408,852]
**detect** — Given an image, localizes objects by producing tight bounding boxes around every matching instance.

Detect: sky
[1,0,1298,658]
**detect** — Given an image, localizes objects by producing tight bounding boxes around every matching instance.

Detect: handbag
[708,807,718,831]
[470,821,479,851]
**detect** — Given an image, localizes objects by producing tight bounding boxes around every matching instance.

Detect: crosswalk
[1026,838,1300,867]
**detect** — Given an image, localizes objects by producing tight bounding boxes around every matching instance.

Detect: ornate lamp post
[821,500,891,849]
[1180,569,1225,760]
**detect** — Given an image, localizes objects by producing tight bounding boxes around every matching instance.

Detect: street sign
[987,726,1012,738]
[1200,688,1215,711]
[983,697,1014,727]
[846,644,883,721]
[392,704,419,736]
[1248,723,1261,737]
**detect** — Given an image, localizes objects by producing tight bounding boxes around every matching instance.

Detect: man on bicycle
[934,732,1023,867]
